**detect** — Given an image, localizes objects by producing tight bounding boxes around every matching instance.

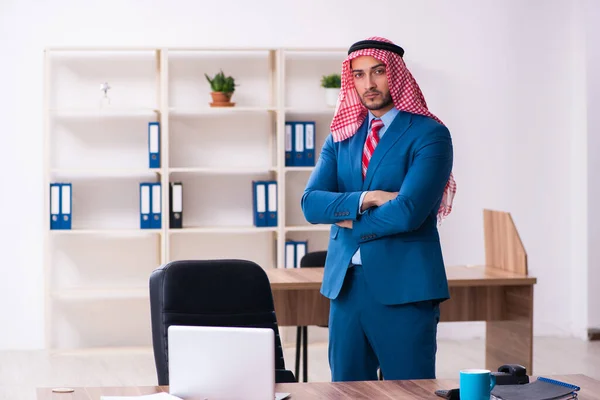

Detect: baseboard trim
[588,328,600,341]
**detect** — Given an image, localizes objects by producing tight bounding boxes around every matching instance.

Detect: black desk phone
[434,364,529,399]
[494,364,529,385]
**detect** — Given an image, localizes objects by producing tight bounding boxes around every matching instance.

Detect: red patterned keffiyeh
[330,36,456,223]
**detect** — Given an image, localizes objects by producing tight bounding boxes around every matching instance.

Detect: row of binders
[139,182,184,229]
[252,180,278,227]
[285,121,316,167]
[51,179,286,231]
[49,181,184,230]
[285,240,308,268]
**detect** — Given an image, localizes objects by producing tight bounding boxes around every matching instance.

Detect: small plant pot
[210,92,235,107]
[324,88,340,107]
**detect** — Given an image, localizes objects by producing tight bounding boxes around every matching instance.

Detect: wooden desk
[36,375,600,399]
[267,209,538,373]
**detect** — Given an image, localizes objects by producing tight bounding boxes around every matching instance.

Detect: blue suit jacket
[301,110,453,305]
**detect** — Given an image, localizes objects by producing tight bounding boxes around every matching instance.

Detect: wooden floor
[3,338,600,400]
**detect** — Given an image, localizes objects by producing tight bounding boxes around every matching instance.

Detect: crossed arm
[335,190,398,229]
[300,135,364,224]
[301,127,453,242]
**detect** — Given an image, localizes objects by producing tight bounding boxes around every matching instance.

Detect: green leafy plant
[321,73,341,88]
[204,70,236,93]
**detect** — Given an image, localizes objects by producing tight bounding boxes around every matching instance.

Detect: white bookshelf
[169,167,277,174]
[50,168,161,176]
[50,229,163,236]
[285,225,330,232]
[285,167,315,173]
[44,46,345,350]
[169,106,277,114]
[168,226,279,234]
[52,287,149,301]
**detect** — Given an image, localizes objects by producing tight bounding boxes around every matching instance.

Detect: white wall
[583,0,600,330]
[569,0,589,339]
[0,0,593,349]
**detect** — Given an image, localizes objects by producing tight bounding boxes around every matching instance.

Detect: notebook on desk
[491,377,580,400]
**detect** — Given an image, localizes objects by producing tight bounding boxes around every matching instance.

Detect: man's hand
[337,192,398,229]
[360,190,399,211]
[335,220,353,229]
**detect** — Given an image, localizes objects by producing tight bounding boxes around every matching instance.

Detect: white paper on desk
[101,393,181,400]
[101,392,289,400]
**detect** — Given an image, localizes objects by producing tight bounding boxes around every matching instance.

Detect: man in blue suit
[301,36,456,382]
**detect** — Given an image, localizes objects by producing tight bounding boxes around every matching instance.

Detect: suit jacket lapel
[362,111,413,190]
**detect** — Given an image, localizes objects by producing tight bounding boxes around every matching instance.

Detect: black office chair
[149,259,296,385]
[295,250,327,382]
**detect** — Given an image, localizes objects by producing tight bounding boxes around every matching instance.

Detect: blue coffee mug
[460,369,496,400]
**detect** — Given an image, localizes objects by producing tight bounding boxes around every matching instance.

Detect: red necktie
[362,119,384,180]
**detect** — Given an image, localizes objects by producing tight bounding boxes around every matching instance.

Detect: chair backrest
[149,259,290,385]
[300,251,327,268]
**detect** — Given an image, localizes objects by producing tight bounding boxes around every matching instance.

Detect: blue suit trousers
[328,265,441,382]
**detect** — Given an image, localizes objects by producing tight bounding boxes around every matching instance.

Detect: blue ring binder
[536,377,580,391]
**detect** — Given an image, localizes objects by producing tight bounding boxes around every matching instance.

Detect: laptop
[167,325,290,400]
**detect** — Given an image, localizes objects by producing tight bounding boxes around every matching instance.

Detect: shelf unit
[44,46,346,350]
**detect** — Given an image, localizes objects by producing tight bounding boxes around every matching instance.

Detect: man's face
[350,55,393,113]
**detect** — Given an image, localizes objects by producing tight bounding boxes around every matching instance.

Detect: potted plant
[321,73,341,107]
[204,70,237,107]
